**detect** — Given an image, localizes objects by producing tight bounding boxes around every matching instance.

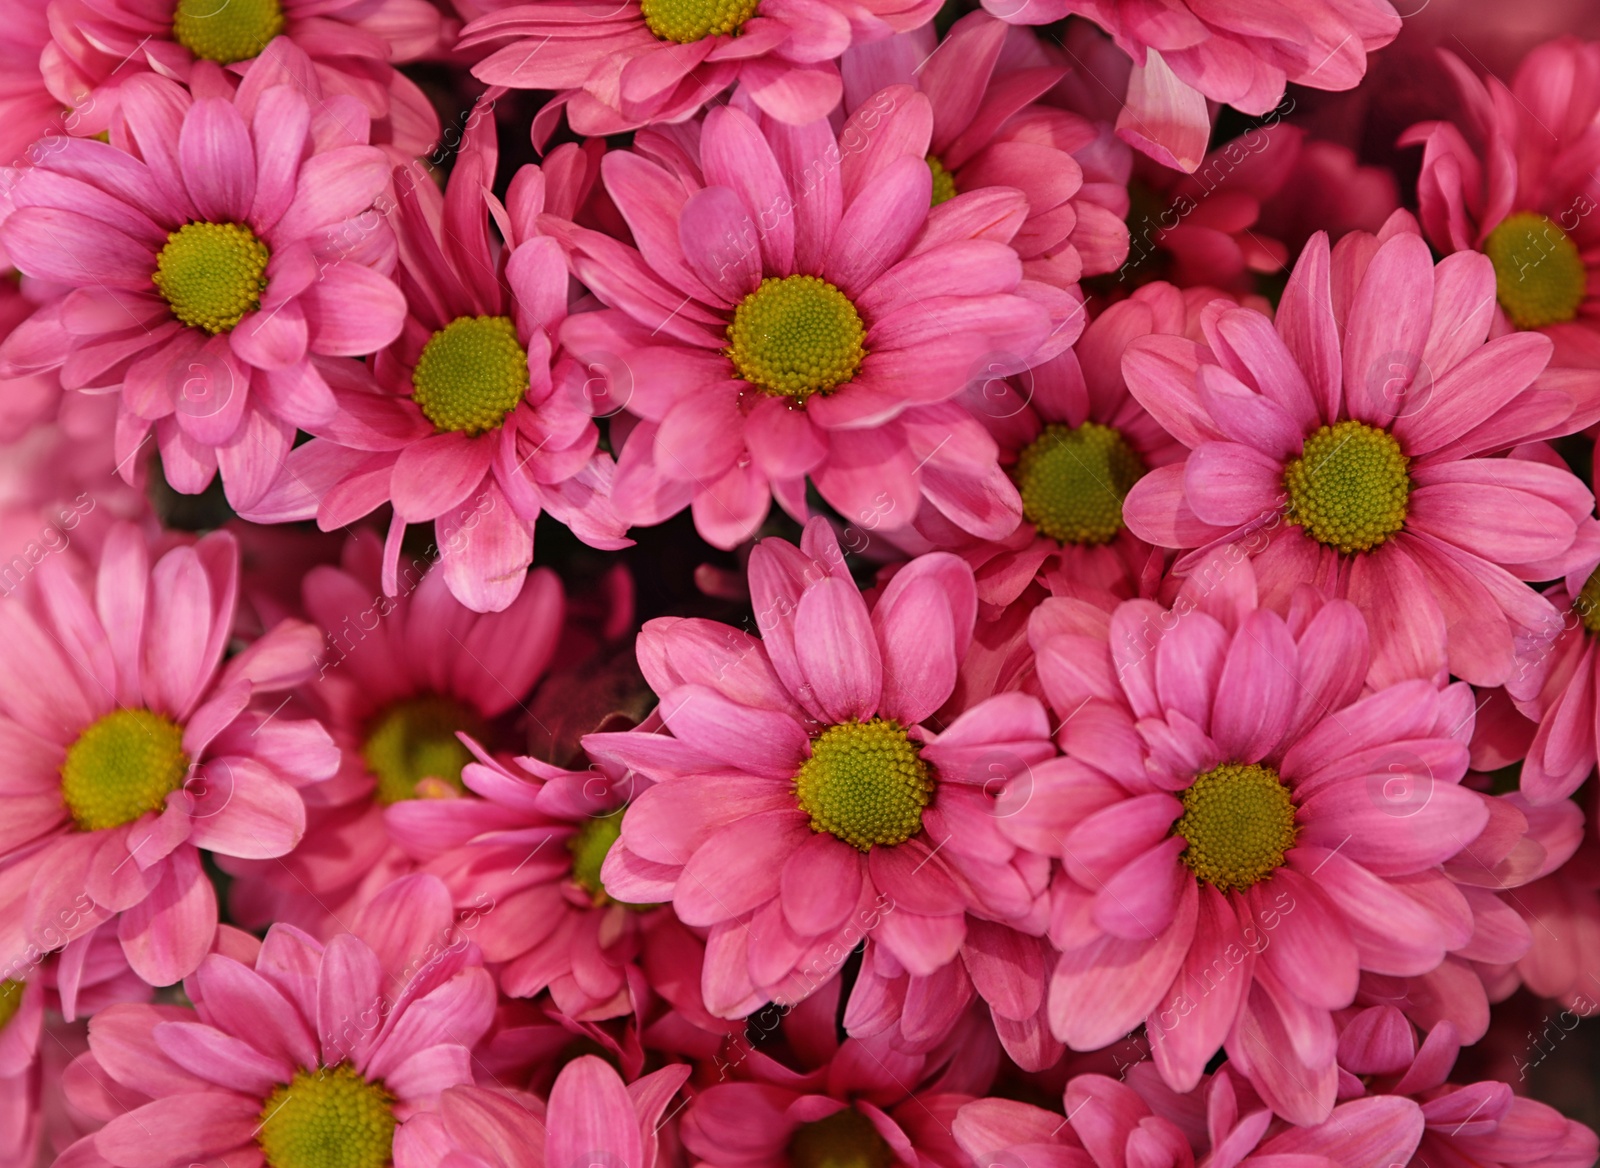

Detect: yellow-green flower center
[0,981,23,1032]
[59,709,190,832]
[172,0,285,64]
[638,0,759,41]
[1283,420,1410,554]
[1014,421,1145,545]
[726,275,866,402]
[793,719,932,853]
[1485,211,1587,330]
[411,315,531,436]
[1174,763,1297,892]
[153,221,271,334]
[362,696,486,805]
[569,813,623,904]
[257,1064,396,1168]
[927,155,957,207]
[789,1107,895,1168]
[1575,565,1600,636]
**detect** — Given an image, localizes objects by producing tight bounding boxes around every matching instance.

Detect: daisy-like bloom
[1401,42,1600,368]
[456,0,938,142]
[554,91,1067,549]
[0,522,335,986]
[1121,221,1600,690]
[249,126,628,613]
[1336,1007,1600,1168]
[1011,559,1491,1125]
[955,1067,1425,1168]
[221,533,566,936]
[56,875,497,1168]
[394,1058,690,1168]
[587,518,1055,1016]
[41,0,442,156]
[0,53,407,515]
[842,10,1132,290]
[977,0,1400,174]
[386,745,665,1022]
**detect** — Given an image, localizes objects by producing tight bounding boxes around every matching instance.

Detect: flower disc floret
[727,275,866,402]
[362,696,485,804]
[152,222,271,334]
[0,981,22,1031]
[173,0,285,64]
[1485,211,1587,330]
[569,812,649,908]
[1014,422,1145,545]
[1283,420,1410,553]
[411,315,531,436]
[638,0,759,42]
[257,1064,396,1168]
[927,156,957,207]
[793,719,932,852]
[1576,565,1600,636]
[1174,763,1298,892]
[59,709,191,832]
[788,1107,895,1168]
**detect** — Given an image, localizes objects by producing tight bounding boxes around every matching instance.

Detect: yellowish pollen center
[927,156,957,207]
[727,275,866,402]
[1014,421,1145,546]
[257,1064,396,1168]
[1485,211,1587,330]
[566,812,658,910]
[639,0,759,41]
[0,981,23,1032]
[1283,420,1410,554]
[60,709,190,832]
[362,696,486,805]
[1576,565,1600,636]
[789,1107,895,1168]
[153,221,270,334]
[1174,763,1297,892]
[794,719,931,852]
[411,315,531,436]
[173,0,285,63]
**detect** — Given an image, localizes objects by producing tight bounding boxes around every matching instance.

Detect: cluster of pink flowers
[3,0,1600,1164]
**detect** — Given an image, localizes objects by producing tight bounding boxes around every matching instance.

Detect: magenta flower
[1012,560,1490,1124]
[957,1068,1425,1168]
[56,875,496,1168]
[386,747,664,1022]
[1337,1007,1599,1168]
[0,55,407,514]
[0,523,335,986]
[395,1058,690,1168]
[221,534,566,936]
[1402,42,1600,368]
[42,1,442,157]
[979,0,1400,175]
[250,127,629,613]
[554,91,1069,548]
[587,518,1054,1015]
[842,10,1132,289]
[458,0,939,140]
[1121,224,1600,689]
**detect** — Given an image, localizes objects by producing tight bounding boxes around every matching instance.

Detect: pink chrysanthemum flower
[222,533,566,936]
[587,518,1054,1016]
[1120,221,1600,690]
[457,0,938,141]
[1401,42,1600,368]
[554,91,1069,549]
[395,1058,690,1168]
[0,523,335,986]
[977,0,1400,174]
[386,746,665,1022]
[1011,560,1491,1125]
[0,55,407,515]
[1337,1007,1600,1168]
[41,0,442,156]
[252,126,628,613]
[57,875,496,1168]
[842,11,1131,290]
[956,1067,1425,1168]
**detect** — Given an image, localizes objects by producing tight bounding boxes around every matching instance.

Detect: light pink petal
[794,576,881,724]
[116,848,217,986]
